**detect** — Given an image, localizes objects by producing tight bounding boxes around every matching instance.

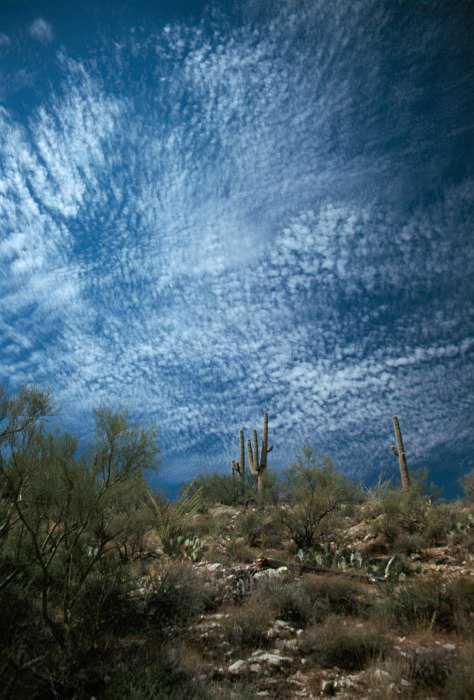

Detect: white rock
[228,659,248,674]
[207,562,223,572]
[373,669,391,681]
[251,651,292,666]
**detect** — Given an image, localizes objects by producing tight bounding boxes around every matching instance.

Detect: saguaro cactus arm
[239,428,245,479]
[252,430,260,472]
[247,439,257,474]
[391,415,411,491]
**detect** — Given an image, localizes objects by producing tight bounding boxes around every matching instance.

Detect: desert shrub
[222,599,273,649]
[423,503,460,546]
[300,618,391,671]
[148,488,205,560]
[73,558,142,637]
[447,509,474,552]
[254,578,314,626]
[238,510,264,546]
[377,575,474,633]
[279,447,361,551]
[460,469,474,503]
[302,574,369,619]
[369,471,451,548]
[145,562,219,631]
[405,648,452,691]
[254,574,368,627]
[105,646,211,700]
[222,536,255,563]
[442,643,474,700]
[238,509,284,549]
[182,473,249,507]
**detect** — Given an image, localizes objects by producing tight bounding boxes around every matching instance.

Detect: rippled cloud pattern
[1,0,473,490]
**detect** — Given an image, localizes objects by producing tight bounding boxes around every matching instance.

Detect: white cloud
[1,1,473,485]
[0,33,11,48]
[28,18,54,44]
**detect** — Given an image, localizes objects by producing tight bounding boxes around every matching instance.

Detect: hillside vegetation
[1,387,473,699]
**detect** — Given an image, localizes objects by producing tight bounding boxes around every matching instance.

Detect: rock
[250,651,293,667]
[267,619,295,639]
[254,567,288,580]
[249,663,261,673]
[206,562,223,573]
[373,668,391,681]
[228,659,248,674]
[443,643,456,651]
[275,639,299,652]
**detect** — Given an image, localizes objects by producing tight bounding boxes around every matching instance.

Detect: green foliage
[279,447,360,550]
[0,387,160,697]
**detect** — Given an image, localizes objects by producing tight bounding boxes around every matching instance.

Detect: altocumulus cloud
[28,18,54,44]
[0,0,473,490]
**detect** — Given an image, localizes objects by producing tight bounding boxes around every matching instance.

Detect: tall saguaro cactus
[390,415,411,491]
[232,428,246,496]
[247,412,273,498]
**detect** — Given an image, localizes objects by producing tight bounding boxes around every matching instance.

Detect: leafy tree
[0,387,160,696]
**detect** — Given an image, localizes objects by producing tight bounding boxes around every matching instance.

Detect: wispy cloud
[1,0,473,485]
[28,18,54,44]
[0,33,11,48]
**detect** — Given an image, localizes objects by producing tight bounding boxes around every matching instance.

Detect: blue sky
[1,0,473,496]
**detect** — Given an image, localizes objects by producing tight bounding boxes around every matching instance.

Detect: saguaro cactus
[390,415,411,491]
[232,428,246,496]
[247,412,273,498]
